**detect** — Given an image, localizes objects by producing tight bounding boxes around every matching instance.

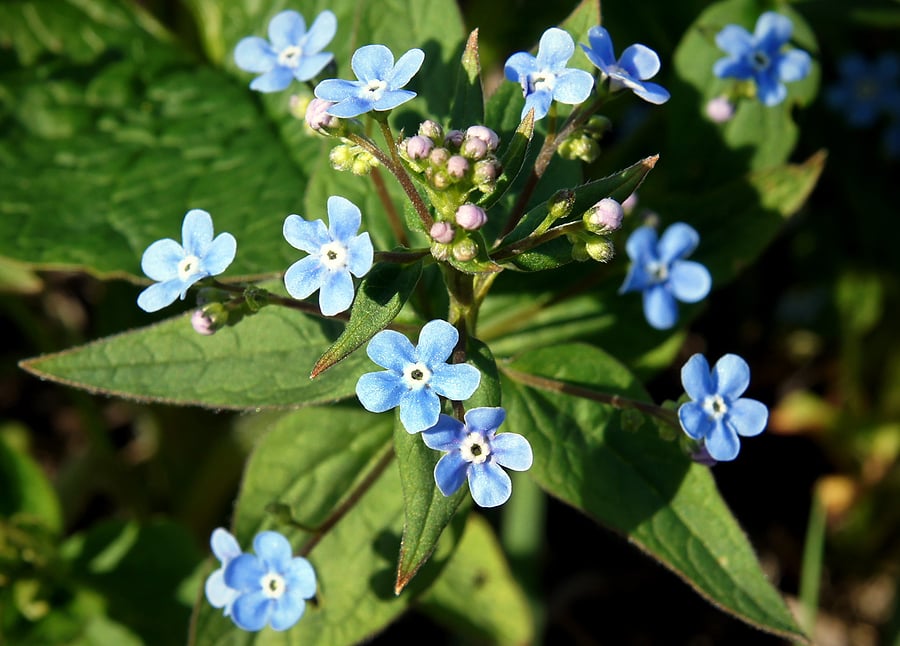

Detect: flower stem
[492,220,584,262]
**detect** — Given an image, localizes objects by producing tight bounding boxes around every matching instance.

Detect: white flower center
[750,50,770,71]
[278,45,304,68]
[528,72,556,94]
[460,432,491,464]
[177,254,202,281]
[363,79,388,102]
[702,394,729,420]
[646,260,669,283]
[402,362,432,390]
[319,240,349,270]
[260,572,286,599]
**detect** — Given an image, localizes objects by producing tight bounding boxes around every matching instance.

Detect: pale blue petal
[327,96,375,118]
[504,52,539,82]
[399,387,441,433]
[319,268,354,316]
[137,279,185,312]
[201,233,237,276]
[669,260,711,303]
[352,44,393,82]
[777,49,811,83]
[326,196,361,243]
[536,27,575,71]
[284,557,317,598]
[678,401,713,441]
[430,362,481,401]
[523,89,553,121]
[680,353,713,400]
[386,48,425,88]
[270,591,305,630]
[434,452,468,496]
[463,407,505,435]
[583,26,616,71]
[356,371,407,413]
[303,10,337,54]
[713,57,754,80]
[347,234,374,277]
[619,44,661,80]
[705,419,741,461]
[234,37,276,73]
[715,25,753,58]
[211,528,242,563]
[250,66,295,92]
[372,89,417,111]
[225,553,266,591]
[631,80,670,104]
[624,226,659,264]
[283,215,330,253]
[182,209,214,257]
[254,531,292,571]
[755,11,792,50]
[422,415,467,451]
[231,590,270,631]
[268,10,305,52]
[415,319,458,366]
[284,256,326,299]
[204,568,238,610]
[366,329,415,371]
[468,461,512,508]
[294,52,333,82]
[643,284,678,329]
[315,78,363,102]
[552,69,594,104]
[710,353,750,400]
[729,398,768,437]
[492,433,533,471]
[657,222,699,264]
[141,239,182,281]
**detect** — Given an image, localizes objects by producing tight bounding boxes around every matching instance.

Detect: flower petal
[642,284,679,329]
[254,531,293,571]
[583,26,616,71]
[552,68,594,105]
[713,56,754,81]
[754,11,792,51]
[619,261,653,294]
[137,279,185,313]
[678,400,714,441]
[141,239,183,282]
[535,27,575,71]
[415,319,458,366]
[225,553,266,591]
[631,80,670,105]
[181,209,214,257]
[284,256,325,300]
[624,226,659,264]
[619,44,661,80]
[211,528,242,563]
[715,25,753,58]
[386,48,425,89]
[704,419,741,461]
[372,89,417,111]
[756,70,787,106]
[351,44,394,83]
[319,267,354,316]
[356,371,407,413]
[463,407,505,435]
[434,451,468,496]
[669,259,711,303]
[657,222,700,264]
[522,89,553,121]
[250,66,296,93]
[399,387,441,433]
[284,215,330,253]
[430,362,481,401]
[326,96,375,118]
[468,461,512,508]
[270,591,305,631]
[366,329,416,371]
[293,52,333,82]
[710,353,750,400]
[201,233,237,277]
[315,78,363,103]
[302,10,337,54]
[204,568,239,611]
[326,196,362,242]
[492,433,533,471]
[729,398,768,437]
[231,590,271,631]
[504,52,539,82]
[284,557,317,598]
[234,37,276,73]
[347,233,373,278]
[422,415,467,451]
[680,353,714,400]
[777,49,811,83]
[268,10,305,52]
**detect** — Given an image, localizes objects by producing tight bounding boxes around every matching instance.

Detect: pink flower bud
[444,129,465,147]
[584,198,624,233]
[405,135,434,160]
[429,147,450,166]
[455,204,487,231]
[705,96,735,123]
[430,221,455,243]
[191,309,217,335]
[465,125,500,151]
[460,136,487,160]
[305,98,337,131]
[418,120,443,141]
[446,155,470,179]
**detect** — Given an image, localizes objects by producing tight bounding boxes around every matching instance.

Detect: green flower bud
[584,237,615,263]
[452,238,478,262]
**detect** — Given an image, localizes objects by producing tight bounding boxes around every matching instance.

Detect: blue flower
[223,531,316,632]
[234,10,337,93]
[619,223,711,330]
[826,53,900,128]
[713,11,811,107]
[504,27,595,120]
[283,196,374,316]
[137,209,237,313]
[581,26,670,104]
[677,353,768,462]
[205,528,242,617]
[314,45,425,118]
[422,407,533,508]
[356,320,481,433]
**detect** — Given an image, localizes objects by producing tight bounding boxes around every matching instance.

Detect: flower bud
[621,191,638,215]
[430,169,451,190]
[547,189,576,223]
[329,144,355,171]
[583,198,624,234]
[460,136,487,160]
[446,155,470,179]
[452,238,478,262]
[444,129,465,148]
[705,96,735,123]
[584,238,615,263]
[571,240,590,262]
[465,125,500,151]
[455,204,487,231]
[584,114,612,138]
[430,221,455,244]
[289,95,310,120]
[430,241,452,261]
[191,303,227,336]
[418,119,444,141]
[305,98,338,132]
[429,147,450,166]
[405,135,434,160]
[558,135,600,163]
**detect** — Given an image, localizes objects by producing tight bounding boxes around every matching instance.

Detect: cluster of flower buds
[557,115,612,164]
[329,142,380,175]
[568,197,624,263]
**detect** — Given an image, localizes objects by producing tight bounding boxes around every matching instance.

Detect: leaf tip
[643,154,660,169]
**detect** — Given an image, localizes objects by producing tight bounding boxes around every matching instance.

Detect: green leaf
[465,336,502,409]
[20,306,370,410]
[477,108,535,211]
[419,513,534,645]
[0,424,62,533]
[312,260,424,378]
[500,344,807,642]
[450,29,485,128]
[189,405,462,645]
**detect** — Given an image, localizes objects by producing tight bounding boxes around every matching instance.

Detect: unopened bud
[584,114,612,138]
[430,169,451,190]
[571,240,590,262]
[419,120,444,141]
[558,135,600,163]
[305,98,338,132]
[431,241,452,261]
[329,144,355,171]
[584,238,615,263]
[465,125,500,151]
[446,155,470,179]
[460,136,487,160]
[452,238,478,262]
[429,147,450,166]
[430,221,455,244]
[621,191,638,215]
[405,135,434,160]
[444,129,465,148]
[705,96,735,123]
[548,189,576,223]
[583,198,624,234]
[191,303,227,336]
[455,204,487,231]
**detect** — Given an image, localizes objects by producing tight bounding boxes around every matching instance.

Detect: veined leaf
[450,29,485,128]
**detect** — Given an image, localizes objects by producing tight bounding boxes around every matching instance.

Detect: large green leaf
[0,425,62,534]
[500,344,807,642]
[19,306,369,410]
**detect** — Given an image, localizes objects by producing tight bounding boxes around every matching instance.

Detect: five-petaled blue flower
[356,320,481,433]
[137,209,237,313]
[283,196,374,316]
[581,26,670,104]
[620,223,711,330]
[504,27,595,120]
[826,53,900,128]
[220,530,316,632]
[205,528,243,618]
[678,354,768,462]
[423,407,533,508]
[234,10,337,93]
[314,45,425,118]
[713,11,811,107]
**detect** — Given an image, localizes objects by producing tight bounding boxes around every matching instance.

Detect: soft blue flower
[314,45,425,118]
[234,10,337,93]
[223,531,316,632]
[581,26,670,104]
[826,53,900,128]
[283,196,374,316]
[356,320,481,433]
[137,209,237,313]
[619,223,711,330]
[205,528,243,617]
[422,407,533,508]
[713,11,811,107]
[678,354,768,462]
[504,27,595,120]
